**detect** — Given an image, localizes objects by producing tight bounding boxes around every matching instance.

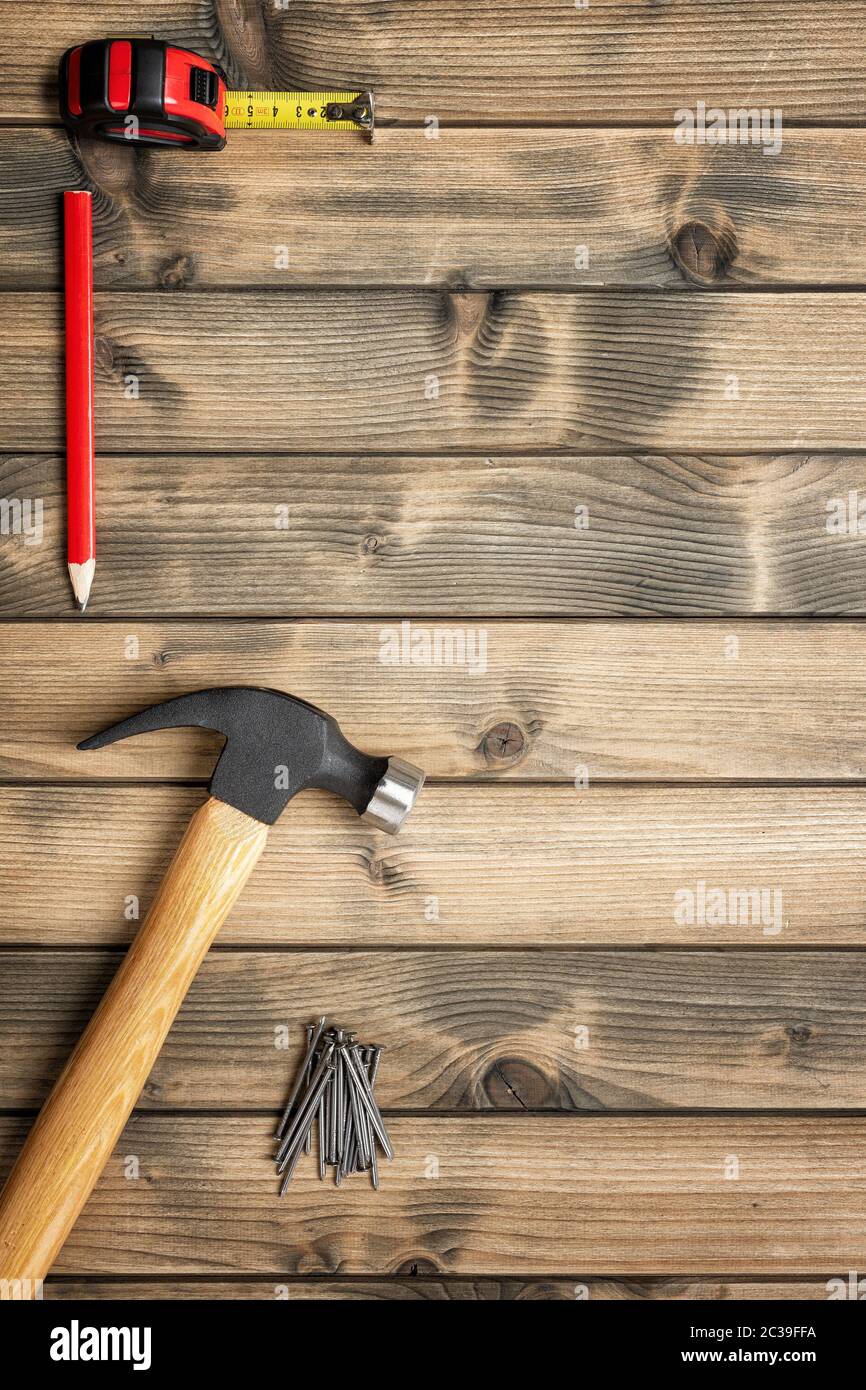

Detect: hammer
[0,687,424,1286]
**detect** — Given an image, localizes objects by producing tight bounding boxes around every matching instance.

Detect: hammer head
[78,687,425,830]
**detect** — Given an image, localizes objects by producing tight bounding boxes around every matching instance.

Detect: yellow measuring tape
[224,90,374,134]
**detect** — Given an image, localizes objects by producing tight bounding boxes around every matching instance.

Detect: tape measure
[59,38,373,150]
[224,91,371,133]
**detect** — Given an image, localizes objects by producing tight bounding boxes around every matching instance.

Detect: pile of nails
[274,1016,391,1194]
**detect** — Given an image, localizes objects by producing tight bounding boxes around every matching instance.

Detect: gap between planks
[39,1272,851,1302]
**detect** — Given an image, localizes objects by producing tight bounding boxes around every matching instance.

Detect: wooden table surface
[2,1,866,1302]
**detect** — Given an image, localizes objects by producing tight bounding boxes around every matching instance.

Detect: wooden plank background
[1,621,865,782]
[3,785,866,947]
[3,2,866,123]
[5,290,866,453]
[1,0,865,1300]
[2,1114,864,1276]
[2,948,865,1111]
[5,452,866,618]
[5,128,866,292]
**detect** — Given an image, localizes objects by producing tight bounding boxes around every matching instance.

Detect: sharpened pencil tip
[68,558,95,613]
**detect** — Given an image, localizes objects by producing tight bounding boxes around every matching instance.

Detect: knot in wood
[786,1023,812,1046]
[482,721,526,763]
[672,220,730,284]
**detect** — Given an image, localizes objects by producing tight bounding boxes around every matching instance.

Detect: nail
[365,1047,380,1189]
[303,1025,314,1154]
[275,1043,334,1165]
[323,1069,333,1165]
[343,1048,355,1159]
[350,1043,389,1158]
[275,1015,327,1140]
[358,1054,374,1169]
[334,1033,346,1167]
[338,1099,357,1181]
[346,1049,372,1166]
[276,1054,332,1169]
[347,1060,372,1166]
[280,1114,313,1193]
[344,1045,393,1160]
[276,1060,334,1176]
[317,1093,326,1180]
[328,1053,340,1165]
[367,1044,384,1088]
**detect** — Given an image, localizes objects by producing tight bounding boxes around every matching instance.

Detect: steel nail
[322,1067,332,1165]
[341,1090,358,1174]
[334,1032,346,1166]
[367,1044,384,1088]
[328,1055,340,1166]
[339,1112,353,1178]
[358,1050,375,1168]
[276,1062,332,1174]
[276,1061,334,1174]
[279,1103,317,1192]
[275,1042,334,1164]
[275,1014,327,1140]
[360,1060,388,1167]
[303,1025,315,1154]
[317,1093,326,1180]
[344,1045,393,1160]
[345,1046,372,1164]
[364,1047,380,1189]
[347,1060,372,1165]
[342,1050,354,1158]
[351,1043,391,1160]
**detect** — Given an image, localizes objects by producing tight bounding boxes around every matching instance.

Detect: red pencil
[64,190,95,612]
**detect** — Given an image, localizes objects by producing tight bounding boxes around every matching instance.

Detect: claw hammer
[0,686,424,1287]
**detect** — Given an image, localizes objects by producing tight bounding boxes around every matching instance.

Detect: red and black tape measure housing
[60,38,227,149]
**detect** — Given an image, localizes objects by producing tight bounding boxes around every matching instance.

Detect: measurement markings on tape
[224,90,373,132]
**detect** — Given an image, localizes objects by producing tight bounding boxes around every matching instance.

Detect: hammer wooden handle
[0,796,268,1287]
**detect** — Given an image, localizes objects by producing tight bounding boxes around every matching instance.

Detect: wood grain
[42,1277,839,1301]
[0,799,268,1286]
[2,948,865,1112]
[0,1113,863,1274]
[6,128,866,290]
[2,621,866,783]
[1,785,865,948]
[4,0,865,1302]
[2,1,865,122]
[6,290,866,452]
[6,451,866,618]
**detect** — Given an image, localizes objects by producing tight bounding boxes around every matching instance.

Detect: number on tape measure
[223,90,372,131]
